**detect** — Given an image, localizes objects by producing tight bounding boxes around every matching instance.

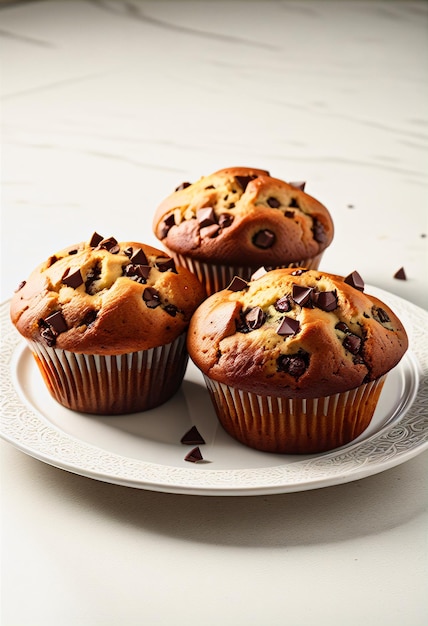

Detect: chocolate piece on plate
[394,267,407,280]
[181,426,206,445]
[184,446,204,463]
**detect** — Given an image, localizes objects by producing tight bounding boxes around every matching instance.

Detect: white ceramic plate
[1,286,427,496]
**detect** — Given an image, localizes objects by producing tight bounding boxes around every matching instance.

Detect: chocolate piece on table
[62,268,83,289]
[184,446,204,463]
[181,426,206,445]
[344,270,365,292]
[227,276,248,292]
[394,267,407,280]
[277,316,300,336]
[292,285,313,307]
[253,229,275,249]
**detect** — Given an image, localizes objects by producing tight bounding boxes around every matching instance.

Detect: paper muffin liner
[171,252,324,296]
[203,375,387,454]
[29,333,188,415]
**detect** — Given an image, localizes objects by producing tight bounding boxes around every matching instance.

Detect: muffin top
[152,166,334,266]
[10,233,206,355]
[187,268,408,398]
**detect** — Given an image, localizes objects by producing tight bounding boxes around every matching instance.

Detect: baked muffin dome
[11,233,206,355]
[153,166,334,268]
[187,268,408,399]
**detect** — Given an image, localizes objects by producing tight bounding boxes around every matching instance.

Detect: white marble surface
[1,1,427,625]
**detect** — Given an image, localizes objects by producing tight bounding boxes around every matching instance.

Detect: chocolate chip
[284,210,295,218]
[344,271,364,292]
[89,232,103,247]
[164,304,178,317]
[267,197,280,208]
[85,262,101,294]
[277,352,309,378]
[184,446,204,463]
[245,307,265,330]
[160,214,176,238]
[335,322,350,333]
[227,276,248,292]
[124,247,133,258]
[45,311,67,334]
[252,229,275,249]
[200,224,220,239]
[175,182,191,191]
[289,198,299,208]
[143,287,161,308]
[62,268,83,289]
[394,267,407,280]
[312,219,328,244]
[197,207,216,228]
[274,295,292,312]
[343,333,361,355]
[81,310,98,327]
[372,306,390,324]
[218,213,234,229]
[124,264,151,282]
[313,290,337,312]
[155,257,177,273]
[15,280,26,292]
[46,255,58,267]
[181,426,205,445]
[277,316,300,336]
[289,181,306,191]
[98,236,118,252]
[130,248,148,265]
[235,175,257,191]
[68,249,78,256]
[205,185,215,190]
[292,285,313,307]
[40,327,56,347]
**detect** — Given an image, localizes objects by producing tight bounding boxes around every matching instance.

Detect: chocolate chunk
[289,198,299,208]
[197,207,216,228]
[164,304,178,317]
[218,213,234,229]
[251,266,268,281]
[184,446,204,463]
[228,202,236,209]
[124,246,133,258]
[253,229,275,249]
[284,210,295,218]
[124,264,151,282]
[267,197,280,208]
[312,219,328,244]
[68,249,78,256]
[227,276,248,292]
[277,352,309,378]
[143,287,161,308]
[89,232,103,247]
[289,181,306,191]
[47,255,58,267]
[40,327,57,347]
[155,257,177,273]
[160,214,176,238]
[181,426,205,445]
[274,295,292,312]
[62,268,83,289]
[98,236,118,252]
[335,321,349,333]
[313,290,337,312]
[343,333,361,355]
[81,310,98,327]
[277,316,300,336]
[15,280,26,292]
[130,248,148,265]
[394,267,407,280]
[205,185,215,190]
[344,270,364,292]
[200,223,220,239]
[235,175,257,191]
[45,311,67,334]
[85,262,102,294]
[245,306,265,330]
[292,285,313,307]
[372,306,390,324]
[175,182,191,191]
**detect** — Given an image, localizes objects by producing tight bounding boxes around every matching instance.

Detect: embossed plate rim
[1,286,427,496]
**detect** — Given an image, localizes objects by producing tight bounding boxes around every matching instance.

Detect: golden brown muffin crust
[152,167,334,266]
[11,234,206,354]
[187,268,408,398]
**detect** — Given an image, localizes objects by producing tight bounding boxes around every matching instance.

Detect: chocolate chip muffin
[10,233,205,414]
[152,166,334,295]
[187,268,408,454]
